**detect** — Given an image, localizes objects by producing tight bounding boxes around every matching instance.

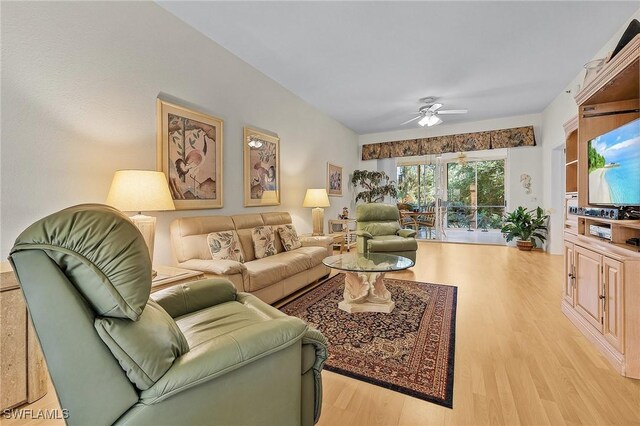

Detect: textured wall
[1,2,359,264]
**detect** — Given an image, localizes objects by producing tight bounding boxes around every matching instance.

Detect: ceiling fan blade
[427,116,443,127]
[427,103,443,112]
[400,115,422,125]
[436,109,468,115]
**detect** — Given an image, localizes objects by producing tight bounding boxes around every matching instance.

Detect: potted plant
[351,170,398,203]
[501,206,549,251]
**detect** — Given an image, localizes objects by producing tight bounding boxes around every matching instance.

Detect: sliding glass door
[446,159,505,230]
[397,157,505,240]
[397,164,436,209]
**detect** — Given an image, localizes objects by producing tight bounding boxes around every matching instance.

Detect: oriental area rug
[280,273,457,408]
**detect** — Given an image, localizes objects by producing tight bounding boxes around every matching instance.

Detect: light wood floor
[3,243,640,426]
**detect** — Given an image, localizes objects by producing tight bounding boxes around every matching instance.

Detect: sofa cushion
[207,231,245,263]
[252,226,277,259]
[362,221,401,236]
[294,246,327,266]
[368,235,418,252]
[170,215,236,263]
[244,257,288,291]
[94,300,189,390]
[262,212,293,253]
[278,224,302,251]
[231,214,265,262]
[274,251,312,276]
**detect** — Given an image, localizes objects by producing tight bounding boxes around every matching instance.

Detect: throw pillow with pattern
[252,226,277,259]
[278,224,302,251]
[207,231,245,263]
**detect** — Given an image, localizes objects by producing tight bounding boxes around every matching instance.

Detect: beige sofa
[170,212,332,304]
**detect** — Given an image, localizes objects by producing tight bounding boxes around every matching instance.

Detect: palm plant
[501,206,549,250]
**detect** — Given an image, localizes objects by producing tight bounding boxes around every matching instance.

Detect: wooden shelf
[566,162,578,193]
[611,241,640,253]
[578,216,640,225]
[564,115,579,194]
[621,222,640,230]
[566,133,578,163]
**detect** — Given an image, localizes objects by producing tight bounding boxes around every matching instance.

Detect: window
[446,159,505,230]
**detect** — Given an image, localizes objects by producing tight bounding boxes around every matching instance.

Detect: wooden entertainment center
[562,34,640,379]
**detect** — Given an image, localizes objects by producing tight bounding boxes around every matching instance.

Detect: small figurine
[339,207,349,219]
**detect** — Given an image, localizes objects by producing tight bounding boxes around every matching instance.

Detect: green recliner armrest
[355,230,373,239]
[398,229,417,238]
[301,327,328,423]
[236,292,327,423]
[151,279,237,318]
[139,316,308,404]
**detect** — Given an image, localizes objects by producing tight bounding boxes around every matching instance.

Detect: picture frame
[156,99,224,210]
[327,162,343,197]
[243,127,280,207]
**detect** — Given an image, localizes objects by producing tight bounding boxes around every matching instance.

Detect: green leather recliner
[9,204,328,426]
[355,203,418,263]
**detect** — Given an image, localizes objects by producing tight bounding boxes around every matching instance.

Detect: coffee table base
[338,299,395,313]
[339,271,395,313]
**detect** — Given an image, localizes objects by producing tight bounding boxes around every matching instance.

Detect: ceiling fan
[402,97,468,127]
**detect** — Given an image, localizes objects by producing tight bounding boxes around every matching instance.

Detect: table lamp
[303,188,330,236]
[106,170,175,265]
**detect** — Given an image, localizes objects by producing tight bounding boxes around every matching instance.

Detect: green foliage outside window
[447,160,505,228]
[396,164,435,208]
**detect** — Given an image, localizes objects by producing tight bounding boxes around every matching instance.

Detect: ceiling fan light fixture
[426,115,442,127]
[418,115,430,127]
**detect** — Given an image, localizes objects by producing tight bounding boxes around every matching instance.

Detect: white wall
[540,8,640,255]
[358,113,544,213]
[0,2,359,264]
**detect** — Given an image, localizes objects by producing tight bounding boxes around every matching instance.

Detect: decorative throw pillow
[207,231,245,263]
[278,224,302,251]
[252,226,277,259]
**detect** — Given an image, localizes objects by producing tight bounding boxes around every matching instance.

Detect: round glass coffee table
[322,252,414,313]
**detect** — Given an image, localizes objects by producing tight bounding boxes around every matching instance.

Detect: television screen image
[588,118,640,206]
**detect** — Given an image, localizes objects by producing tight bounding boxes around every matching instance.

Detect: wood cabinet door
[563,241,575,305]
[574,246,603,332]
[0,289,28,410]
[603,257,624,352]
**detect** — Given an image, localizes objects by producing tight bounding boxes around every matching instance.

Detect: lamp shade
[106,170,175,212]
[303,189,330,208]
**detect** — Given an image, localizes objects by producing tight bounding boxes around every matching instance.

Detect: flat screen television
[588,118,640,206]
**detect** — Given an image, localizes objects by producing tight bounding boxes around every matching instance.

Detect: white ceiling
[158,1,639,135]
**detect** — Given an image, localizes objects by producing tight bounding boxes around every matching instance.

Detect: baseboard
[561,301,625,374]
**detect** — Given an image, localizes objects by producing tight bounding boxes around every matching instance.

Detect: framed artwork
[243,127,280,207]
[156,99,223,210]
[327,162,343,197]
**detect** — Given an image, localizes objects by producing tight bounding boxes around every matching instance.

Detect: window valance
[361,125,536,161]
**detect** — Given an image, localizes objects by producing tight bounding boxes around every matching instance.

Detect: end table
[151,265,205,293]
